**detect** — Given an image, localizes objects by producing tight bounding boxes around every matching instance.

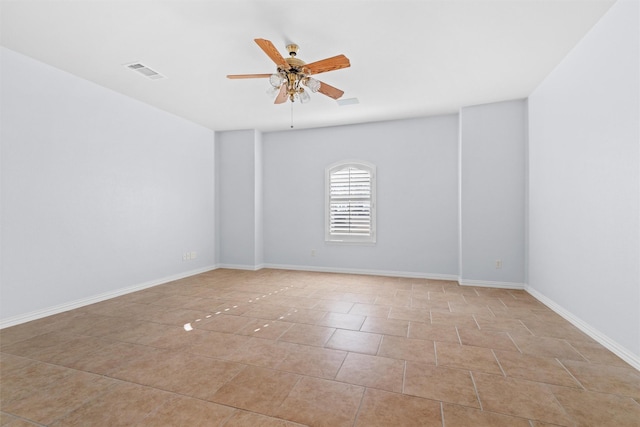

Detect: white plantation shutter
[326,162,376,243]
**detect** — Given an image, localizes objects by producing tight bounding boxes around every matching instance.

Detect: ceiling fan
[227,38,351,104]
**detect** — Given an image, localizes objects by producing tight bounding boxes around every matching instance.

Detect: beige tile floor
[1,268,639,426]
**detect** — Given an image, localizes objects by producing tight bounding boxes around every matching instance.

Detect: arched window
[325,161,376,243]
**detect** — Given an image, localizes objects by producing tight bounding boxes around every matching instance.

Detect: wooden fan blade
[317,81,345,100]
[305,54,350,75]
[274,84,288,104]
[227,73,271,79]
[254,38,290,70]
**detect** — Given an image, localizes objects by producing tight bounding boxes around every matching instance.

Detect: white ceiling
[1,0,615,132]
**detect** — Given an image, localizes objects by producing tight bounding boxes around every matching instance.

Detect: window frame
[325,160,377,244]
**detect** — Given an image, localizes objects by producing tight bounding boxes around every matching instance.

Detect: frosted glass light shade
[305,77,321,93]
[269,73,284,87]
[299,90,311,103]
[266,86,280,97]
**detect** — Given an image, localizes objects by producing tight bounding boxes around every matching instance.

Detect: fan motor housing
[285,57,306,69]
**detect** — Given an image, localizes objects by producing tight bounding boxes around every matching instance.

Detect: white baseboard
[263,263,459,281]
[216,263,264,271]
[526,285,640,371]
[0,265,217,329]
[458,278,526,290]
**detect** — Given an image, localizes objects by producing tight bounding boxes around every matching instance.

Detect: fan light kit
[227,38,351,105]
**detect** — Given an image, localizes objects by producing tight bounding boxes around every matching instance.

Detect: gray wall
[0,47,216,323]
[528,0,639,357]
[460,100,527,287]
[216,130,261,268]
[216,106,528,283]
[261,116,461,278]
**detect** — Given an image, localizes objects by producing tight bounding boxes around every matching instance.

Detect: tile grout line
[4,413,47,427]
[217,407,238,427]
[461,293,469,305]
[565,340,590,363]
[434,341,439,366]
[506,331,523,354]
[556,358,586,390]
[401,360,407,394]
[472,314,482,330]
[545,381,578,426]
[468,371,483,411]
[44,372,128,426]
[375,334,385,355]
[491,349,507,377]
[519,320,535,336]
[350,386,368,427]
[333,348,351,380]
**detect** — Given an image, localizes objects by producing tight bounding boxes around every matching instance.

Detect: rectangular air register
[336,98,359,106]
[125,62,166,80]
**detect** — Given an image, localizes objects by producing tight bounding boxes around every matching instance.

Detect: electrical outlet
[495,259,502,269]
[190,251,197,259]
[311,249,316,257]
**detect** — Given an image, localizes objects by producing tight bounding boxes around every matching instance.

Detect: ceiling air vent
[125,62,166,80]
[337,98,359,106]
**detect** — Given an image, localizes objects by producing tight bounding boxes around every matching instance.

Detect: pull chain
[290,101,294,129]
